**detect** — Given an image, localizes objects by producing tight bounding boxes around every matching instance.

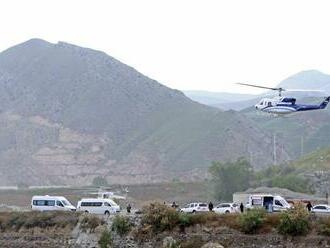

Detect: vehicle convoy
[312,204,330,213]
[31,195,76,212]
[180,202,208,213]
[77,198,121,215]
[245,194,291,212]
[214,203,239,214]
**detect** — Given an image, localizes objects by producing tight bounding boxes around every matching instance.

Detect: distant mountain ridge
[187,70,330,110]
[0,39,288,186]
[183,90,256,106]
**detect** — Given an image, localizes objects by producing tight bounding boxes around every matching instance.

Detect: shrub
[112,215,131,236]
[239,208,266,234]
[277,204,310,236]
[92,176,108,186]
[98,229,113,248]
[0,212,80,231]
[315,217,330,236]
[178,213,192,227]
[80,215,104,232]
[180,236,205,248]
[141,202,180,232]
[261,213,281,233]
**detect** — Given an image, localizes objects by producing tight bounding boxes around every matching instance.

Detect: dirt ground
[0,181,214,211]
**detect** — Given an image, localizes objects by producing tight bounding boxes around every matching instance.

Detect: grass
[0,211,80,231]
[80,214,104,232]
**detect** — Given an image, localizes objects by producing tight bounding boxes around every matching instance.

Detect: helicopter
[237,83,330,115]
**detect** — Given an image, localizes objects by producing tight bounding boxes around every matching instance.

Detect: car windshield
[61,200,69,206]
[199,203,207,207]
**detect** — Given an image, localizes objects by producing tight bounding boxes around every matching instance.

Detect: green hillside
[243,98,330,159]
[290,148,330,172]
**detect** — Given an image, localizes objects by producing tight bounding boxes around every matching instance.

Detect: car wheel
[192,210,196,214]
[104,211,110,216]
[84,210,89,214]
[225,210,230,214]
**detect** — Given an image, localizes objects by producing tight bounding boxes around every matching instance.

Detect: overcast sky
[1,0,330,93]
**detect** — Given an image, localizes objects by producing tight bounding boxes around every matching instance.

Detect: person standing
[240,202,244,213]
[127,203,131,213]
[208,202,214,212]
[306,201,312,212]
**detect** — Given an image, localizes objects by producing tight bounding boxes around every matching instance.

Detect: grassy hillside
[0,39,289,186]
[290,148,330,171]
[243,98,330,158]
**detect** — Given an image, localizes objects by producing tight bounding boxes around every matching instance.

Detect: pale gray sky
[1,0,330,94]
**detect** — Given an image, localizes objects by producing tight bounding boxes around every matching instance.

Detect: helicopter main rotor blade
[236,83,283,91]
[285,89,325,92]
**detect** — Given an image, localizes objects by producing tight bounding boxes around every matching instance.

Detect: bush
[277,204,310,236]
[315,217,330,236]
[98,229,113,248]
[239,208,266,234]
[141,202,180,232]
[0,212,80,231]
[80,215,104,232]
[180,236,205,248]
[271,175,311,193]
[92,176,108,186]
[112,215,131,236]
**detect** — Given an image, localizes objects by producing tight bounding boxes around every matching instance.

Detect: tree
[209,158,253,201]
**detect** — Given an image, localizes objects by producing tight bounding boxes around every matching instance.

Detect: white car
[180,202,209,213]
[31,195,76,212]
[214,203,239,214]
[77,198,120,215]
[312,204,330,213]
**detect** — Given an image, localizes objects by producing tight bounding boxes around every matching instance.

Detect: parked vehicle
[312,204,330,213]
[77,198,120,215]
[214,203,239,214]
[180,202,208,213]
[245,194,291,212]
[31,195,76,212]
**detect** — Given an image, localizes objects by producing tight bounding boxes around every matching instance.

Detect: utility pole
[301,136,304,157]
[273,133,277,165]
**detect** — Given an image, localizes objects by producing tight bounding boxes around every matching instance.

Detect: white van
[245,194,291,212]
[77,198,120,215]
[31,195,76,212]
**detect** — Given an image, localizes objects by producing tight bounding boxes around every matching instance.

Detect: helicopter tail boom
[320,96,330,109]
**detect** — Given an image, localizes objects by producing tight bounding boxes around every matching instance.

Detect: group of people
[125,200,315,214]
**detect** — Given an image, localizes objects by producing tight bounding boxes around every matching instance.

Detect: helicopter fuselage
[255,97,330,115]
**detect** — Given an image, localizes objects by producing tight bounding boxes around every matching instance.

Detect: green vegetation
[141,202,180,233]
[92,176,108,187]
[209,158,253,200]
[317,217,330,236]
[98,229,113,248]
[112,215,132,236]
[239,209,266,234]
[0,211,79,231]
[80,215,104,232]
[277,204,310,236]
[255,165,312,193]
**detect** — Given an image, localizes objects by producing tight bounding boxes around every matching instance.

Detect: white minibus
[31,195,76,211]
[77,198,120,215]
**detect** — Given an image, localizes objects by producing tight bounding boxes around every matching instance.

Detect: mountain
[183,90,256,106]
[187,70,330,111]
[277,70,330,93]
[0,39,289,186]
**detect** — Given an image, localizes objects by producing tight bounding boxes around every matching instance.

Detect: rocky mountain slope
[0,39,289,186]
